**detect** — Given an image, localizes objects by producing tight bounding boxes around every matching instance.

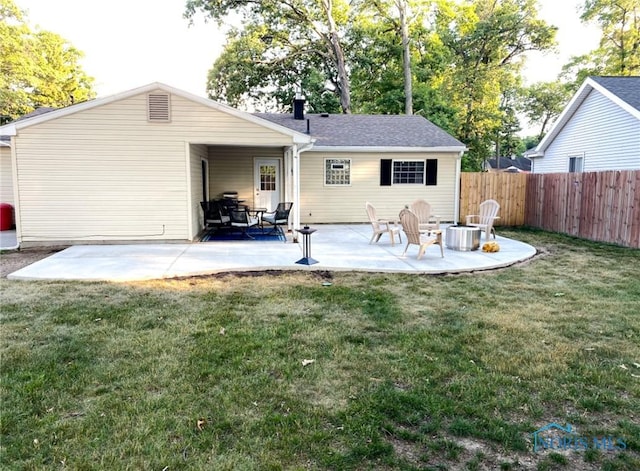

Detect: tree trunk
[397,0,413,115]
[322,0,351,113]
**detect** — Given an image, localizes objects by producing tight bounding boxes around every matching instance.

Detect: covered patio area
[6,225,537,281]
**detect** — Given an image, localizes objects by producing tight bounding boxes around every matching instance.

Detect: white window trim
[324,158,352,186]
[392,159,425,185]
[568,153,585,173]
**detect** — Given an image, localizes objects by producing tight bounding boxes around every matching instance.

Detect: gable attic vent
[147,93,171,122]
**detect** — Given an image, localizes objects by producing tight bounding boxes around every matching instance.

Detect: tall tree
[185,0,354,113]
[350,0,450,119]
[434,0,556,170]
[496,85,522,159]
[363,0,435,115]
[0,0,94,122]
[582,0,639,75]
[206,24,342,112]
[397,0,413,114]
[562,0,639,88]
[186,0,556,168]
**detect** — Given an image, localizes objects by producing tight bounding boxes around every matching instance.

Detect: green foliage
[519,81,572,140]
[521,134,540,151]
[581,0,639,76]
[187,1,572,169]
[0,0,95,121]
[562,0,639,87]
[434,0,556,169]
[207,25,342,113]
[188,0,353,112]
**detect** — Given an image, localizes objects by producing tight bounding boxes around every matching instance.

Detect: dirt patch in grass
[0,247,63,278]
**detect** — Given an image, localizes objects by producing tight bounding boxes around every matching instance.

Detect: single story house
[529,76,640,173]
[0,83,466,246]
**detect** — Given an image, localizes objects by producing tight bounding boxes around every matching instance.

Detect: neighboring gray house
[482,156,531,173]
[529,76,640,173]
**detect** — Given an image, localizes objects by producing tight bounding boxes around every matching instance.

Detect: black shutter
[425,159,437,186]
[380,159,392,186]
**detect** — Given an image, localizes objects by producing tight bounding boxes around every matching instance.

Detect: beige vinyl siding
[14,90,295,243]
[0,146,14,205]
[208,146,284,207]
[300,151,458,224]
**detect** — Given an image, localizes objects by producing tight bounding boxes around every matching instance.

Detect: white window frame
[568,153,585,173]
[393,159,425,185]
[324,158,352,186]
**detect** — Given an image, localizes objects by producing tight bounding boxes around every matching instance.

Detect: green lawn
[1,229,639,470]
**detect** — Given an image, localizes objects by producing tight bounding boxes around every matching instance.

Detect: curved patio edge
[6,225,538,282]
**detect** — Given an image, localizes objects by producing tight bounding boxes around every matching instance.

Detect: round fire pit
[446,225,481,251]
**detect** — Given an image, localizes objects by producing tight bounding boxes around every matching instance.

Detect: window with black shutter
[380,159,392,186]
[426,159,438,186]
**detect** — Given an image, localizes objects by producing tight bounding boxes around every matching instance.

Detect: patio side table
[295,226,318,265]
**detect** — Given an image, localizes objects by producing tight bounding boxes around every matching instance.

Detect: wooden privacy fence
[459,172,528,226]
[459,170,640,248]
[525,170,640,249]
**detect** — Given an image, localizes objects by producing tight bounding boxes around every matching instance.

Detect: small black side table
[295,226,318,265]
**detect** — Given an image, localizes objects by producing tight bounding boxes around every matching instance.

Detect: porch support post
[283,146,294,236]
[9,136,21,248]
[292,144,301,242]
[185,141,195,241]
[454,150,463,224]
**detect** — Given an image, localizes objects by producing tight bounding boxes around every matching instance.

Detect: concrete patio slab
[6,224,537,282]
[0,229,18,250]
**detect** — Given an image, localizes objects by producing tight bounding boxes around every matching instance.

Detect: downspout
[454,150,463,224]
[292,141,314,243]
[292,144,299,242]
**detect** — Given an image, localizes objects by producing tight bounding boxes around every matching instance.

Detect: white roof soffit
[535,77,640,153]
[0,82,313,144]
[0,124,16,136]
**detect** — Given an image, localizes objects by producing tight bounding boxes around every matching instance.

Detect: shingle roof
[590,76,640,112]
[486,156,531,171]
[254,113,466,149]
[1,107,58,138]
[13,107,58,122]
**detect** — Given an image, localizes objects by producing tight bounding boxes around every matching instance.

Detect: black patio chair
[229,208,259,239]
[201,200,231,229]
[261,202,293,241]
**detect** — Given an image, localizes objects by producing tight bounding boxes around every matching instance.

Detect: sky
[17,0,229,98]
[17,0,601,136]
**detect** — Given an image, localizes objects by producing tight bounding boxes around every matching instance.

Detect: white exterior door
[254,159,281,211]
